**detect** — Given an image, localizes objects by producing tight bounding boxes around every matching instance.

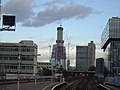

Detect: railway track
[58,80,80,90]
[57,78,97,90]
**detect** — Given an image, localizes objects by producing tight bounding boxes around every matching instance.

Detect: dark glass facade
[101,17,120,50]
[96,58,104,75]
[101,17,120,76]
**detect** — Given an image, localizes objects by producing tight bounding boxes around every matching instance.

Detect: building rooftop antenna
[60,24,62,27]
[60,21,62,27]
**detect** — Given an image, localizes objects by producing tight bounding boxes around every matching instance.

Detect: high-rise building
[67,59,70,71]
[101,17,120,76]
[51,26,66,69]
[76,46,88,71]
[88,41,96,66]
[76,41,96,71]
[96,58,104,75]
[0,40,38,75]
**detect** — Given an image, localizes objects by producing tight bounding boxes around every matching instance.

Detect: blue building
[96,58,104,75]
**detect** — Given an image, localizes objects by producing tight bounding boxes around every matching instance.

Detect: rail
[51,82,67,90]
[51,77,111,90]
[64,80,80,90]
[97,84,111,90]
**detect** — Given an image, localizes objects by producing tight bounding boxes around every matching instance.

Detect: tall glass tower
[101,17,120,76]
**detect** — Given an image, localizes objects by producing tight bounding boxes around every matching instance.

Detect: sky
[0,0,120,66]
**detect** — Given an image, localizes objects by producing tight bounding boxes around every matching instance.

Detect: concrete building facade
[0,40,38,75]
[76,46,89,71]
[37,62,62,76]
[88,41,96,66]
[76,41,96,71]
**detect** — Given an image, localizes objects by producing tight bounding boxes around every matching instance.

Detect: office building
[101,17,120,76]
[96,58,104,75]
[0,40,38,75]
[76,41,96,71]
[88,41,96,66]
[37,62,60,75]
[76,46,88,71]
[67,59,70,71]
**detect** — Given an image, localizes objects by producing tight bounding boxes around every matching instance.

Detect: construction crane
[48,37,54,61]
[66,34,71,70]
[37,37,54,62]
[66,34,71,60]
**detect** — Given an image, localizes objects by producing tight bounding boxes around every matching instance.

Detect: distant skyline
[0,0,120,66]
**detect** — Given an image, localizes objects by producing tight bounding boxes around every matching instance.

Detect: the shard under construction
[51,26,66,69]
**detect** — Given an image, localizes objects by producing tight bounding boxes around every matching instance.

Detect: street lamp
[51,62,54,82]
[17,43,21,90]
[17,43,41,89]
[34,54,41,85]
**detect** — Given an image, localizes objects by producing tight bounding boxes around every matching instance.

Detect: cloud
[3,0,35,22]
[96,49,103,58]
[23,1,93,27]
[3,0,94,27]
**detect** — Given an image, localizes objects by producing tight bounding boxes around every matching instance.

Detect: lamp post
[51,61,53,82]
[34,54,41,85]
[17,43,21,90]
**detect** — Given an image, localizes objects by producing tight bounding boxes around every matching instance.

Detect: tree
[42,68,52,76]
[88,66,96,71]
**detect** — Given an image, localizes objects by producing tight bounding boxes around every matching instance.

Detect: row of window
[0,47,34,52]
[6,65,33,69]
[0,56,34,61]
[38,67,52,69]
[38,63,51,65]
[7,72,33,74]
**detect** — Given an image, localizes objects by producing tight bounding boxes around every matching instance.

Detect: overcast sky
[1,0,120,66]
